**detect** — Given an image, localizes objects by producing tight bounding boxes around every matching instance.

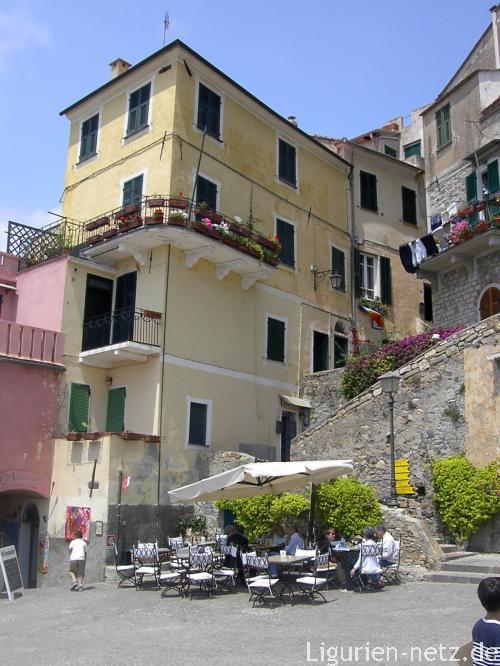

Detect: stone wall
[291,316,500,543]
[427,162,472,217]
[301,368,346,426]
[432,252,500,328]
[380,506,443,569]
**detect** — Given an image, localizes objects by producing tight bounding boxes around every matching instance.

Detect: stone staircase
[424,545,500,584]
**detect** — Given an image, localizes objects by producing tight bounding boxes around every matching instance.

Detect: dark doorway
[82,274,113,350]
[22,504,39,588]
[313,331,329,372]
[423,283,433,322]
[280,411,297,462]
[112,272,137,344]
[334,335,348,368]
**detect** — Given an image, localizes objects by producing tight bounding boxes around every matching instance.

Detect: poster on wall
[64,506,91,541]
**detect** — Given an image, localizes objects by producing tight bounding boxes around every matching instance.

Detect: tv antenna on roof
[163,11,170,46]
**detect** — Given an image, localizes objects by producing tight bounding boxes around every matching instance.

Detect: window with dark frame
[196,175,218,211]
[197,83,221,139]
[402,186,417,224]
[360,171,378,211]
[79,114,99,161]
[122,175,143,205]
[188,401,208,446]
[127,83,151,135]
[331,247,346,290]
[404,141,421,159]
[384,145,397,158]
[313,331,329,373]
[69,383,90,433]
[267,317,285,363]
[436,104,451,149]
[278,139,297,187]
[276,218,295,268]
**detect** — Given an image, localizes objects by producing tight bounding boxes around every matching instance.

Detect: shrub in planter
[177,513,207,538]
[315,478,382,538]
[432,456,500,544]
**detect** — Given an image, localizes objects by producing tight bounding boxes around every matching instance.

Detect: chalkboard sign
[0,545,24,601]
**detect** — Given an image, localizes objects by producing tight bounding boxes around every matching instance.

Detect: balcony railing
[7,195,281,269]
[82,307,161,352]
[0,320,64,365]
[447,194,500,247]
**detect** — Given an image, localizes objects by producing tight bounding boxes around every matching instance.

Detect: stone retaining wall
[301,368,345,426]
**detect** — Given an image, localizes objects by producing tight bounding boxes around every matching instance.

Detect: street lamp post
[380,371,401,507]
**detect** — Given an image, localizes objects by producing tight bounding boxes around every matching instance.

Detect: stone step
[444,550,478,561]
[442,561,500,575]
[441,544,459,553]
[424,571,488,584]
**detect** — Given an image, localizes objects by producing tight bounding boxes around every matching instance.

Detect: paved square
[0,581,480,665]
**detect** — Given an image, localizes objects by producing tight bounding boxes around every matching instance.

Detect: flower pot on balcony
[120,432,142,441]
[118,223,130,234]
[66,433,82,441]
[144,435,161,443]
[83,432,102,440]
[264,255,279,267]
[122,203,141,215]
[223,237,245,251]
[147,198,165,208]
[126,218,142,231]
[85,216,110,232]
[206,210,223,224]
[167,217,187,227]
[145,216,163,225]
[193,221,222,240]
[475,221,490,233]
[87,234,103,245]
[102,228,118,239]
[228,221,252,238]
[168,198,188,209]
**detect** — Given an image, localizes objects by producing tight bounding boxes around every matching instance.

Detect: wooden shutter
[277,219,295,268]
[402,187,417,224]
[123,176,143,205]
[353,248,362,297]
[106,387,126,432]
[331,247,346,290]
[279,139,296,186]
[69,384,90,433]
[360,171,377,210]
[465,172,477,202]
[380,256,392,306]
[487,160,499,194]
[188,402,208,445]
[267,317,285,362]
[196,176,217,210]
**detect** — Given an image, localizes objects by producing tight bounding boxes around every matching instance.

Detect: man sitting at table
[286,525,305,555]
[375,525,398,567]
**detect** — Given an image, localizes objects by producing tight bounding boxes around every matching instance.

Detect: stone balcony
[0,320,64,366]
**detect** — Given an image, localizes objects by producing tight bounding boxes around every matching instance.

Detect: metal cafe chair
[213,545,239,592]
[243,554,284,608]
[132,544,160,590]
[351,542,383,592]
[185,551,217,599]
[380,536,402,585]
[113,544,136,588]
[295,552,330,604]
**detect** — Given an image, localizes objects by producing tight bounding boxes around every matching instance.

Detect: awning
[280,395,311,409]
[0,282,16,291]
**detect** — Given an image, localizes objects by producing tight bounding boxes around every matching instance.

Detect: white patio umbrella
[168,459,353,503]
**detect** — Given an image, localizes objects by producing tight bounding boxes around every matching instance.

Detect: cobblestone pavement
[0,581,481,666]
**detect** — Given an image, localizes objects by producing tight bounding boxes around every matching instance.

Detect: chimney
[109,58,132,80]
[287,115,298,127]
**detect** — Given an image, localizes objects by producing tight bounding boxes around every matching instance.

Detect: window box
[227,220,252,238]
[102,228,118,240]
[193,220,223,240]
[147,198,165,208]
[167,216,187,227]
[82,432,102,440]
[145,216,164,225]
[168,197,188,209]
[85,216,109,232]
[88,234,103,245]
[142,309,162,320]
[66,433,83,441]
[120,432,142,441]
[144,434,161,443]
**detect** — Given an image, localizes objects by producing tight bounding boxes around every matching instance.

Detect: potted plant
[87,234,103,245]
[147,197,165,208]
[167,209,189,226]
[195,201,209,217]
[449,219,474,245]
[146,209,164,225]
[474,220,490,233]
[102,227,119,239]
[85,216,110,232]
[168,192,188,209]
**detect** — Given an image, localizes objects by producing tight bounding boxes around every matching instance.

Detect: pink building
[0,252,65,588]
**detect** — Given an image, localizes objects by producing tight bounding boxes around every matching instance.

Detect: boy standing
[69,530,87,591]
[472,577,500,665]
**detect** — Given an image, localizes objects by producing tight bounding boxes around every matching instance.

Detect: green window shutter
[402,187,417,224]
[127,83,150,134]
[123,175,143,205]
[360,171,377,211]
[487,160,499,194]
[353,248,362,297]
[436,105,451,148]
[106,387,126,432]
[278,139,297,187]
[380,256,392,306]
[384,145,397,158]
[69,384,90,433]
[188,402,208,445]
[276,218,295,268]
[267,317,285,362]
[465,172,477,202]
[197,83,221,138]
[403,141,421,158]
[196,175,217,210]
[331,247,346,290]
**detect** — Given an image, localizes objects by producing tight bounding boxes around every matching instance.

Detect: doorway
[112,272,137,344]
[280,411,297,462]
[313,331,329,373]
[82,274,113,350]
[20,504,39,588]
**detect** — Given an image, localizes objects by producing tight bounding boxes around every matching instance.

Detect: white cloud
[0,206,57,253]
[0,9,49,71]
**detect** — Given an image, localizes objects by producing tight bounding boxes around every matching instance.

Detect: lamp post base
[386,497,399,508]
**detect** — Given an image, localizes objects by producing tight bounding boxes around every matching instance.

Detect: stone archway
[479,286,500,320]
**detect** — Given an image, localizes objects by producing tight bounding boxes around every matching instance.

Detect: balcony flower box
[66,433,83,441]
[228,221,252,238]
[145,209,164,225]
[193,220,222,240]
[144,435,161,443]
[147,198,165,208]
[120,432,142,441]
[168,197,188,209]
[167,217,187,227]
[83,432,102,440]
[122,203,141,215]
[88,234,103,245]
[475,221,490,233]
[143,309,162,320]
[102,228,118,240]
[85,216,110,232]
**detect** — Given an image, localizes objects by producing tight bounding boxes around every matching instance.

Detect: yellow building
[32,40,355,576]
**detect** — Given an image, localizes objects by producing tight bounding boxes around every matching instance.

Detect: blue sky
[0,0,494,249]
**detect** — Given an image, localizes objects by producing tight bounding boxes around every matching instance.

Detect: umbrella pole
[308,483,317,545]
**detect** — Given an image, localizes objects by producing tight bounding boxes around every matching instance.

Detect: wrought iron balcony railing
[7,195,281,269]
[81,307,161,352]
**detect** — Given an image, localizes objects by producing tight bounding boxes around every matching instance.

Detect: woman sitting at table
[350,527,384,589]
[285,525,305,555]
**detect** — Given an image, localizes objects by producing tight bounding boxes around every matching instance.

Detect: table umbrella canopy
[168,460,353,503]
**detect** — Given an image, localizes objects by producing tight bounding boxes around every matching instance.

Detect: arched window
[479,287,500,320]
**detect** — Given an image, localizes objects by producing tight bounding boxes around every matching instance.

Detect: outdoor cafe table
[267,553,315,603]
[330,547,359,590]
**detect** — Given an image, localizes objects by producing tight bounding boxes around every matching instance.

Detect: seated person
[350,527,384,589]
[225,524,248,582]
[285,525,305,556]
[375,525,398,567]
[316,527,337,554]
[272,526,286,547]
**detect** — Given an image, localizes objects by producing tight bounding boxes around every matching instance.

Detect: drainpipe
[346,147,358,332]
[492,4,500,70]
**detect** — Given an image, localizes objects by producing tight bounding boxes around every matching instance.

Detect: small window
[188,401,209,446]
[278,139,297,187]
[313,331,329,372]
[197,83,221,139]
[402,186,417,224]
[127,83,150,135]
[404,141,421,159]
[360,253,377,299]
[436,104,451,149]
[123,175,143,206]
[79,114,98,161]
[70,442,84,465]
[87,441,102,463]
[69,383,90,433]
[360,171,378,211]
[380,256,392,306]
[479,287,500,320]
[276,219,295,268]
[106,387,126,432]
[196,175,218,211]
[384,145,397,158]
[423,283,433,322]
[267,317,286,362]
[331,247,346,290]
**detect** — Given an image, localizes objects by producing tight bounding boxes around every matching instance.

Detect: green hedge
[315,478,382,537]
[432,456,500,542]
